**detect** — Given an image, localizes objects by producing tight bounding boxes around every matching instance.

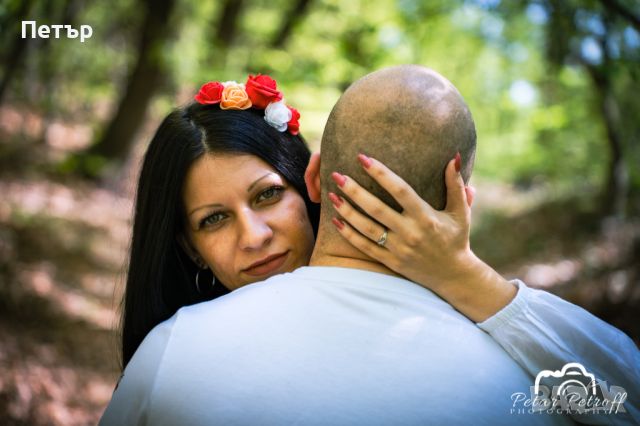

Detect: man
[101,66,637,425]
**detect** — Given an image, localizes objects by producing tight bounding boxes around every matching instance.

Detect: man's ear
[304,152,321,203]
[177,233,205,268]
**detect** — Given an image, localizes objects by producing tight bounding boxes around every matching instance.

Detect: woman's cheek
[289,196,315,252]
[202,236,232,281]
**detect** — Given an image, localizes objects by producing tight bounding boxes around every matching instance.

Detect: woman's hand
[330,153,516,322]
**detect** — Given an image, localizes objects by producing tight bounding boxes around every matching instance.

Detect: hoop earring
[195,268,216,294]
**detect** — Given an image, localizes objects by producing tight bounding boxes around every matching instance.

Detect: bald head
[320,65,476,217]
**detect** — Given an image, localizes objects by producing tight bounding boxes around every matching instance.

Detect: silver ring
[376,229,388,247]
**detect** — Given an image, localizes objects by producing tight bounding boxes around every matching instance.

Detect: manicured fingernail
[331,172,346,187]
[328,192,343,208]
[357,153,372,169]
[331,217,344,230]
[454,152,461,173]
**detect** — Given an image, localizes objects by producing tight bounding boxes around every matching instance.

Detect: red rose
[194,81,224,105]
[245,74,283,109]
[287,106,300,135]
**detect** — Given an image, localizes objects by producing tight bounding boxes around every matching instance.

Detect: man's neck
[309,234,401,277]
[309,256,402,277]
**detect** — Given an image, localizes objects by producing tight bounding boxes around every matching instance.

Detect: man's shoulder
[175,270,309,318]
[179,266,452,318]
[170,266,463,336]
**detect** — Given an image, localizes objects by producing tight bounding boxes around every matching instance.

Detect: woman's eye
[257,186,284,203]
[200,212,226,228]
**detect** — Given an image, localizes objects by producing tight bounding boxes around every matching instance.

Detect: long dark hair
[121,102,319,368]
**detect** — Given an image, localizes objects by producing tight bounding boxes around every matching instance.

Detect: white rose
[264,101,292,132]
[221,80,240,87]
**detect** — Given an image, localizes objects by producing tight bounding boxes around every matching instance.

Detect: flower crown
[194,74,300,135]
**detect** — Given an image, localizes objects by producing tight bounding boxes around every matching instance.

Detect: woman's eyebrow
[247,172,279,192]
[188,202,224,218]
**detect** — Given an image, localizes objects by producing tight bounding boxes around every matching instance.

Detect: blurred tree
[35,0,82,141]
[202,0,247,70]
[88,0,177,164]
[598,0,640,32]
[497,0,639,217]
[214,0,246,49]
[0,0,35,105]
[1,0,636,200]
[271,0,314,48]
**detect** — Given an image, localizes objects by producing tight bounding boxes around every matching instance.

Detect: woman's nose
[237,210,273,250]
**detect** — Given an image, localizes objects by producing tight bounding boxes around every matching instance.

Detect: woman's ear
[304,152,321,203]
[177,233,205,268]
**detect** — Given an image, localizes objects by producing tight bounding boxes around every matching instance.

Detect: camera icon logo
[534,362,597,396]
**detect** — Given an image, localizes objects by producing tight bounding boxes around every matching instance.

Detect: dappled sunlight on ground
[522,259,582,288]
[19,263,118,330]
[0,106,45,141]
[511,218,639,290]
[0,148,130,422]
[0,106,93,152]
[1,179,132,234]
[0,330,115,425]
[471,182,640,342]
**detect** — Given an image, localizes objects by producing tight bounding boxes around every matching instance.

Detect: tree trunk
[214,0,245,49]
[90,0,176,163]
[38,0,79,113]
[271,0,313,48]
[203,0,245,69]
[0,0,35,105]
[597,0,640,33]
[587,65,628,218]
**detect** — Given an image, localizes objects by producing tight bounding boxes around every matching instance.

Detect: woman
[122,75,319,366]
[119,75,638,422]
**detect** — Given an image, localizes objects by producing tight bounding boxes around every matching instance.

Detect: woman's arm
[331,153,639,425]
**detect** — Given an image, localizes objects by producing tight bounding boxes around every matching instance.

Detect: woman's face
[182,153,315,291]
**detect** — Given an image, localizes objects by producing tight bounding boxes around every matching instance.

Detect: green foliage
[1,0,638,211]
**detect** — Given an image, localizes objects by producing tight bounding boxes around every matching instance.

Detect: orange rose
[220,83,252,110]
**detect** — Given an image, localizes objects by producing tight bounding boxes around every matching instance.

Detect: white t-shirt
[101,267,582,425]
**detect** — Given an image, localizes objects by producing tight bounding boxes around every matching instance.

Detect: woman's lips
[243,251,289,277]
